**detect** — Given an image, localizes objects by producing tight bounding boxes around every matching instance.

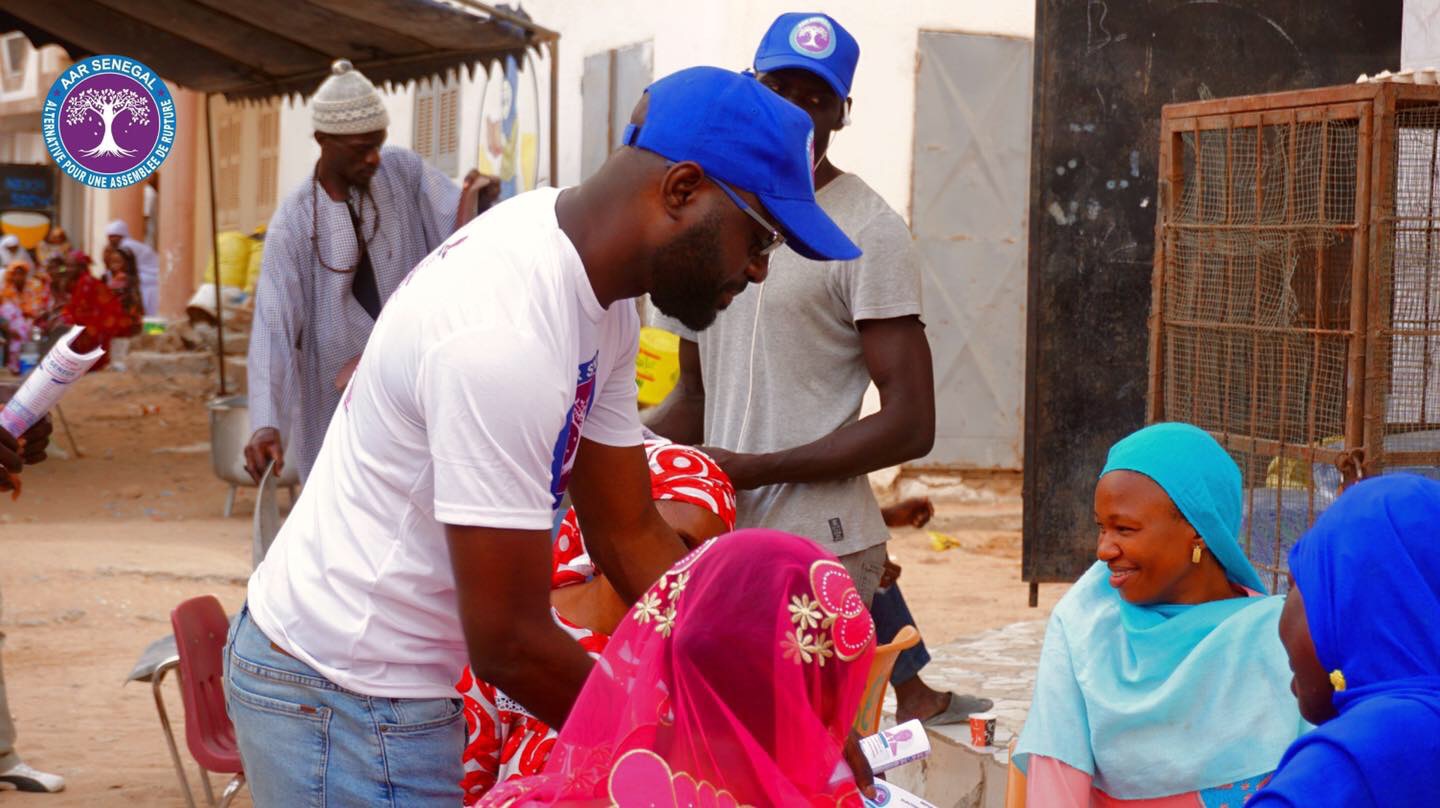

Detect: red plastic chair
[170,595,246,807]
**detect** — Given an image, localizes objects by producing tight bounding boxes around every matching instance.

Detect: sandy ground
[0,367,1064,806]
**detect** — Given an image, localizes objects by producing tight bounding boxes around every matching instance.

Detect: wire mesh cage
[1149,83,1440,589]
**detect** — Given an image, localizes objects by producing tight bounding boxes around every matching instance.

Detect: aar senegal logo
[789,16,836,59]
[43,55,175,189]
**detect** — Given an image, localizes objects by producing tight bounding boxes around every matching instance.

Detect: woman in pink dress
[479,525,876,808]
[457,439,737,804]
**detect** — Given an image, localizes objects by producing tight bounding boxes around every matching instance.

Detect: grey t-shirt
[657,173,924,556]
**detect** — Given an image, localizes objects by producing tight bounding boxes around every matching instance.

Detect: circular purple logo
[789,16,836,59]
[44,55,174,189]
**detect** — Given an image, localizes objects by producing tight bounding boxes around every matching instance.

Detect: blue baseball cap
[624,66,860,262]
[753,12,859,100]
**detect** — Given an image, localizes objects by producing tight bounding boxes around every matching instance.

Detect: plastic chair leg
[151,657,199,808]
[223,486,236,519]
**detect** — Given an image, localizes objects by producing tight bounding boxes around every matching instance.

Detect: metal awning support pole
[205,93,227,395]
[548,37,559,187]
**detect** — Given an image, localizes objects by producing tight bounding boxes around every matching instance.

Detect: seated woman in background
[458,439,737,804]
[101,246,145,322]
[1015,422,1308,806]
[17,263,52,324]
[0,262,34,372]
[1248,474,1440,807]
[61,250,140,371]
[42,254,71,311]
[34,227,69,268]
[480,528,876,807]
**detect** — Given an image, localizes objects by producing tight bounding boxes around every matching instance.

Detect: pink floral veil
[481,529,877,807]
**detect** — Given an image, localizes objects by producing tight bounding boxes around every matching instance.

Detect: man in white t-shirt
[223,66,862,807]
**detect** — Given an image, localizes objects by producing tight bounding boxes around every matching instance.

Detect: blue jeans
[223,606,464,807]
[872,584,931,685]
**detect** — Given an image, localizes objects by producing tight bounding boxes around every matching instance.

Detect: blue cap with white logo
[623,66,860,262]
[753,12,859,100]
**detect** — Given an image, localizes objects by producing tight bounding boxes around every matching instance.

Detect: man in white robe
[244,59,496,483]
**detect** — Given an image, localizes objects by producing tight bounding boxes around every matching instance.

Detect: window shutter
[437,83,460,176]
[414,81,436,162]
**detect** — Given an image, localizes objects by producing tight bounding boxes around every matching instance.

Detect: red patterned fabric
[644,438,737,530]
[59,252,139,371]
[457,610,607,802]
[552,439,736,590]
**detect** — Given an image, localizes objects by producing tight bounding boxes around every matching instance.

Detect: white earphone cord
[735,280,765,447]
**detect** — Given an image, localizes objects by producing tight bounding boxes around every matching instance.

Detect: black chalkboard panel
[1023,0,1401,584]
[0,164,57,212]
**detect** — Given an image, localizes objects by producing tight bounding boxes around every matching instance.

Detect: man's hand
[0,417,49,493]
[879,557,902,591]
[243,427,284,484]
[698,445,768,491]
[882,496,934,529]
[456,170,502,228]
[844,729,877,800]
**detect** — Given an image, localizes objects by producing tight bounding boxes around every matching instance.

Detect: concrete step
[930,508,1022,534]
[125,350,214,377]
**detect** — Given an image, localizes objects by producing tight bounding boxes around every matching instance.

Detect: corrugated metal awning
[0,0,554,100]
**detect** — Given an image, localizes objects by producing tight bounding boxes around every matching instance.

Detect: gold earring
[1192,544,1203,564]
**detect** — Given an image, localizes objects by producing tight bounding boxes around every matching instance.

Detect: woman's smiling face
[1094,470,1212,605]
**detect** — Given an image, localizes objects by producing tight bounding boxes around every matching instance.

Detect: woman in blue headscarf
[1248,474,1440,807]
[1015,423,1308,805]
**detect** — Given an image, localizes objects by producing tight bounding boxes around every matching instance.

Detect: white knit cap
[312,59,390,135]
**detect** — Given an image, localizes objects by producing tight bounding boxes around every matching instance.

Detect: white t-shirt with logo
[246,187,643,699]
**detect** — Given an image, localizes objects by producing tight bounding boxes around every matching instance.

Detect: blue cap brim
[753,53,849,100]
[759,193,861,262]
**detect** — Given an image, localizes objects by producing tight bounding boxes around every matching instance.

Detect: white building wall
[524,0,1033,218]
[1405,0,1440,68]
[274,0,1034,222]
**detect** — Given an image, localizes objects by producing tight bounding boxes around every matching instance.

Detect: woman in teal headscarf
[1015,423,1308,805]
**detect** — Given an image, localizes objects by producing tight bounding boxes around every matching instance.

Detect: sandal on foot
[920,692,993,727]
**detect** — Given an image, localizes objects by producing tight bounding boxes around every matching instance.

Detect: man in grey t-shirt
[649,13,989,726]
[650,12,927,602]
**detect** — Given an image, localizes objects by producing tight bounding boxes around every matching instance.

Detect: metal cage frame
[1149,82,1440,587]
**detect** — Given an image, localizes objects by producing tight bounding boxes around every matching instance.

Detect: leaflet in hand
[0,326,105,437]
[859,719,931,774]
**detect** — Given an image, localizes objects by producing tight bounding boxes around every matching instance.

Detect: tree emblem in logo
[789,16,836,59]
[64,87,151,159]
